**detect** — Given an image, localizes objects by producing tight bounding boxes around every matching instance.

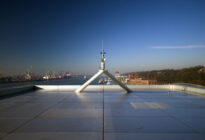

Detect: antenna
[101,40,106,59]
[76,41,131,93]
[102,40,103,50]
[100,40,106,70]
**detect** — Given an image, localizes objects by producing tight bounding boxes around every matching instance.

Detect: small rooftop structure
[76,42,131,93]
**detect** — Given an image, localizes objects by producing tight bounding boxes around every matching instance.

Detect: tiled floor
[0,89,205,140]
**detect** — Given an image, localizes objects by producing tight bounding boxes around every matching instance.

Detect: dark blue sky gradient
[0,0,205,75]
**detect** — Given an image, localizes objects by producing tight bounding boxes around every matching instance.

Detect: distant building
[129,73,142,80]
[128,73,157,85]
[114,71,120,77]
[25,72,31,80]
[114,72,129,84]
[120,75,129,84]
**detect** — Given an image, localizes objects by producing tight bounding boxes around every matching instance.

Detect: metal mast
[75,41,131,93]
[100,40,106,70]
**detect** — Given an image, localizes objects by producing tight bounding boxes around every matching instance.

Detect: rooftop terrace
[0,85,205,140]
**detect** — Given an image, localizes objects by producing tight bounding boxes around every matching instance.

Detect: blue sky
[0,0,205,75]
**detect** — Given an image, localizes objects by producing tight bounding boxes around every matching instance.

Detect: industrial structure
[75,43,131,93]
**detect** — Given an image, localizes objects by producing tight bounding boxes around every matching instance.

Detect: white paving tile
[1,89,205,140]
[2,132,102,140]
[105,133,205,140]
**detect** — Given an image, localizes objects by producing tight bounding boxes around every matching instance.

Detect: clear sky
[0,0,205,75]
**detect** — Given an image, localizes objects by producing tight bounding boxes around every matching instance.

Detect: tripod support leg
[75,70,104,93]
[103,70,131,93]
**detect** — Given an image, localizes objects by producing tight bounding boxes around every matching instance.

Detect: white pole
[75,70,104,93]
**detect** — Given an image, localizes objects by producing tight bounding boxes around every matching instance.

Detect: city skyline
[1,0,205,75]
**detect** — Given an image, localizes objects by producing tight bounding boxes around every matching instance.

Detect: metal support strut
[75,70,131,93]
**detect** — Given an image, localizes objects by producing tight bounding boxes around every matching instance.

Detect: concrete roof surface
[0,89,205,140]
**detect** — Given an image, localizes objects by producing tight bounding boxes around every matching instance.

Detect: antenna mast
[75,41,131,93]
[100,40,106,70]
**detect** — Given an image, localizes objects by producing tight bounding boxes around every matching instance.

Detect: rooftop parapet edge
[35,84,205,95]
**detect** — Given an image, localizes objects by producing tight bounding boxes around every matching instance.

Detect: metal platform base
[75,70,131,93]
